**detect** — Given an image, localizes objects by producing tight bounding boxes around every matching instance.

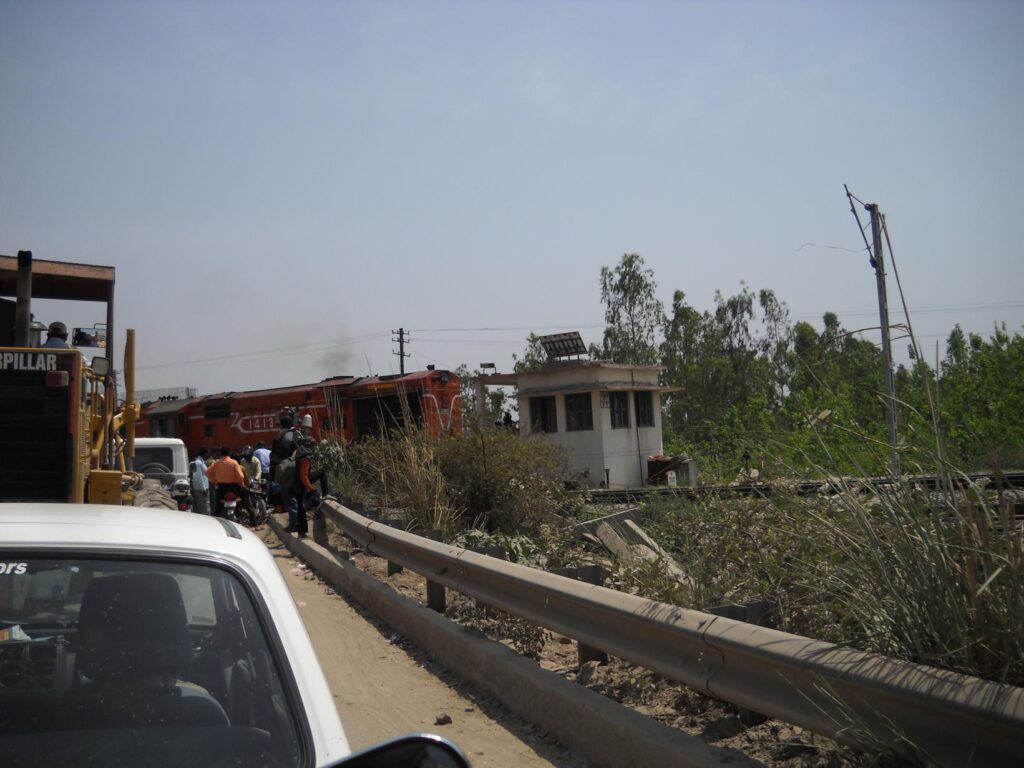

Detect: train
[135,368,462,455]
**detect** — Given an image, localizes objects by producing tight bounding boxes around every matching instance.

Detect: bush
[437,423,572,534]
[336,423,574,537]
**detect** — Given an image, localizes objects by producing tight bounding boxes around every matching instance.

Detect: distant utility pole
[391,327,410,374]
[845,187,901,477]
[867,203,901,477]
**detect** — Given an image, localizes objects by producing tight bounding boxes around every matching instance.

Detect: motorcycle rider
[240,445,262,484]
[206,446,250,523]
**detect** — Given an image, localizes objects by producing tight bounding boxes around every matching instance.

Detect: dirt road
[261,529,582,768]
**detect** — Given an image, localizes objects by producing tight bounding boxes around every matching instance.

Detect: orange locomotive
[136,369,461,455]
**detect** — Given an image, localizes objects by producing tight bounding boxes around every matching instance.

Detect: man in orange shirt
[206,446,249,522]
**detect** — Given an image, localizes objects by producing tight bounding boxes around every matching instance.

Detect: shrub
[436,423,573,534]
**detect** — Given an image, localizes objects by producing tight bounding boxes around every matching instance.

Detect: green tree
[938,324,1024,467]
[455,364,514,429]
[513,333,547,372]
[659,284,790,475]
[599,253,664,365]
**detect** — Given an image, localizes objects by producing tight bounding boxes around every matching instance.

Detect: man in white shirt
[191,447,211,515]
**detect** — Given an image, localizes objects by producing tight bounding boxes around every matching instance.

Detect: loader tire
[132,478,178,510]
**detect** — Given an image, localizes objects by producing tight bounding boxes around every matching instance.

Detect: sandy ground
[260,528,584,768]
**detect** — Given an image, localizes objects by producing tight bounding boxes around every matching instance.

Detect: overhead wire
[137,331,390,371]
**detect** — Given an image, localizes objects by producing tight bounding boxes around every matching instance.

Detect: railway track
[583,470,1024,504]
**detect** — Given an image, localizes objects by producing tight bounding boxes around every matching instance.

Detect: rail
[321,497,1024,767]
[584,470,1024,504]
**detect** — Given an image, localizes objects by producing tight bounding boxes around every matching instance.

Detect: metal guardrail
[322,498,1024,767]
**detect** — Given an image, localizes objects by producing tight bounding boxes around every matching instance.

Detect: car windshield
[0,557,304,768]
[134,446,177,475]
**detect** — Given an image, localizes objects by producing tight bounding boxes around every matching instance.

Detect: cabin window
[203,404,231,420]
[635,391,655,427]
[529,396,557,433]
[565,393,593,431]
[610,392,630,429]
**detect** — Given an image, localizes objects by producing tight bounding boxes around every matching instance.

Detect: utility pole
[867,203,901,477]
[391,327,410,374]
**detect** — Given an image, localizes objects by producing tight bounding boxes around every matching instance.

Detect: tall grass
[787,474,1024,685]
[344,427,461,533]
[640,465,1024,687]
[337,422,575,537]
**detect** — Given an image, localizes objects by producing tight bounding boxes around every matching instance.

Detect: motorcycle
[219,490,242,522]
[171,479,193,512]
[247,477,269,528]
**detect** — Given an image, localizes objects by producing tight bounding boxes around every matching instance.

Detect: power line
[409,337,529,345]
[137,331,389,371]
[410,323,605,333]
[789,300,1024,321]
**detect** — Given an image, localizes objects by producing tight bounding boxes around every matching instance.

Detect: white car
[0,505,467,768]
[0,505,348,766]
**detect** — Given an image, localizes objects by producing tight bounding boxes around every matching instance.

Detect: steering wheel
[138,462,172,475]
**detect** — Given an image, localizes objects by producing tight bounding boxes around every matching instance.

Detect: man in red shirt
[293,435,330,539]
[206,447,249,521]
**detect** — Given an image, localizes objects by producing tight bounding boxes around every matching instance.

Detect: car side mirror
[327,734,469,768]
[91,356,110,377]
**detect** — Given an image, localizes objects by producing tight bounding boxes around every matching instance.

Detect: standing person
[190,447,211,516]
[206,446,248,520]
[253,441,271,478]
[275,447,299,533]
[268,410,299,493]
[41,322,69,349]
[294,434,330,540]
[269,409,300,516]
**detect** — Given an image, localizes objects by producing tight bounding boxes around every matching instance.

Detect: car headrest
[77,572,193,683]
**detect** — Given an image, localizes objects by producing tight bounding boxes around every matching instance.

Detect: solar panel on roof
[539,331,587,359]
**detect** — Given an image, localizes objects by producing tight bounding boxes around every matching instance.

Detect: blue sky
[2,0,1022,394]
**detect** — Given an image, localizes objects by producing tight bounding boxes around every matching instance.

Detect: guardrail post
[549,564,608,666]
[384,517,404,575]
[704,599,777,724]
[418,529,446,613]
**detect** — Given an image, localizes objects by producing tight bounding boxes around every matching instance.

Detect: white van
[133,437,191,509]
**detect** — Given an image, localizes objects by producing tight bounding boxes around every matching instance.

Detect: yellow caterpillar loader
[0,251,142,504]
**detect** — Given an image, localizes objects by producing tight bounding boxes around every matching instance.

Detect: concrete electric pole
[391,327,410,374]
[866,203,902,477]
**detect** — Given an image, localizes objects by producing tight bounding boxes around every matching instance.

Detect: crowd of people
[189,409,329,538]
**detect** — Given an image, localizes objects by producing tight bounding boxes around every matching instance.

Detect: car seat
[69,572,229,728]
